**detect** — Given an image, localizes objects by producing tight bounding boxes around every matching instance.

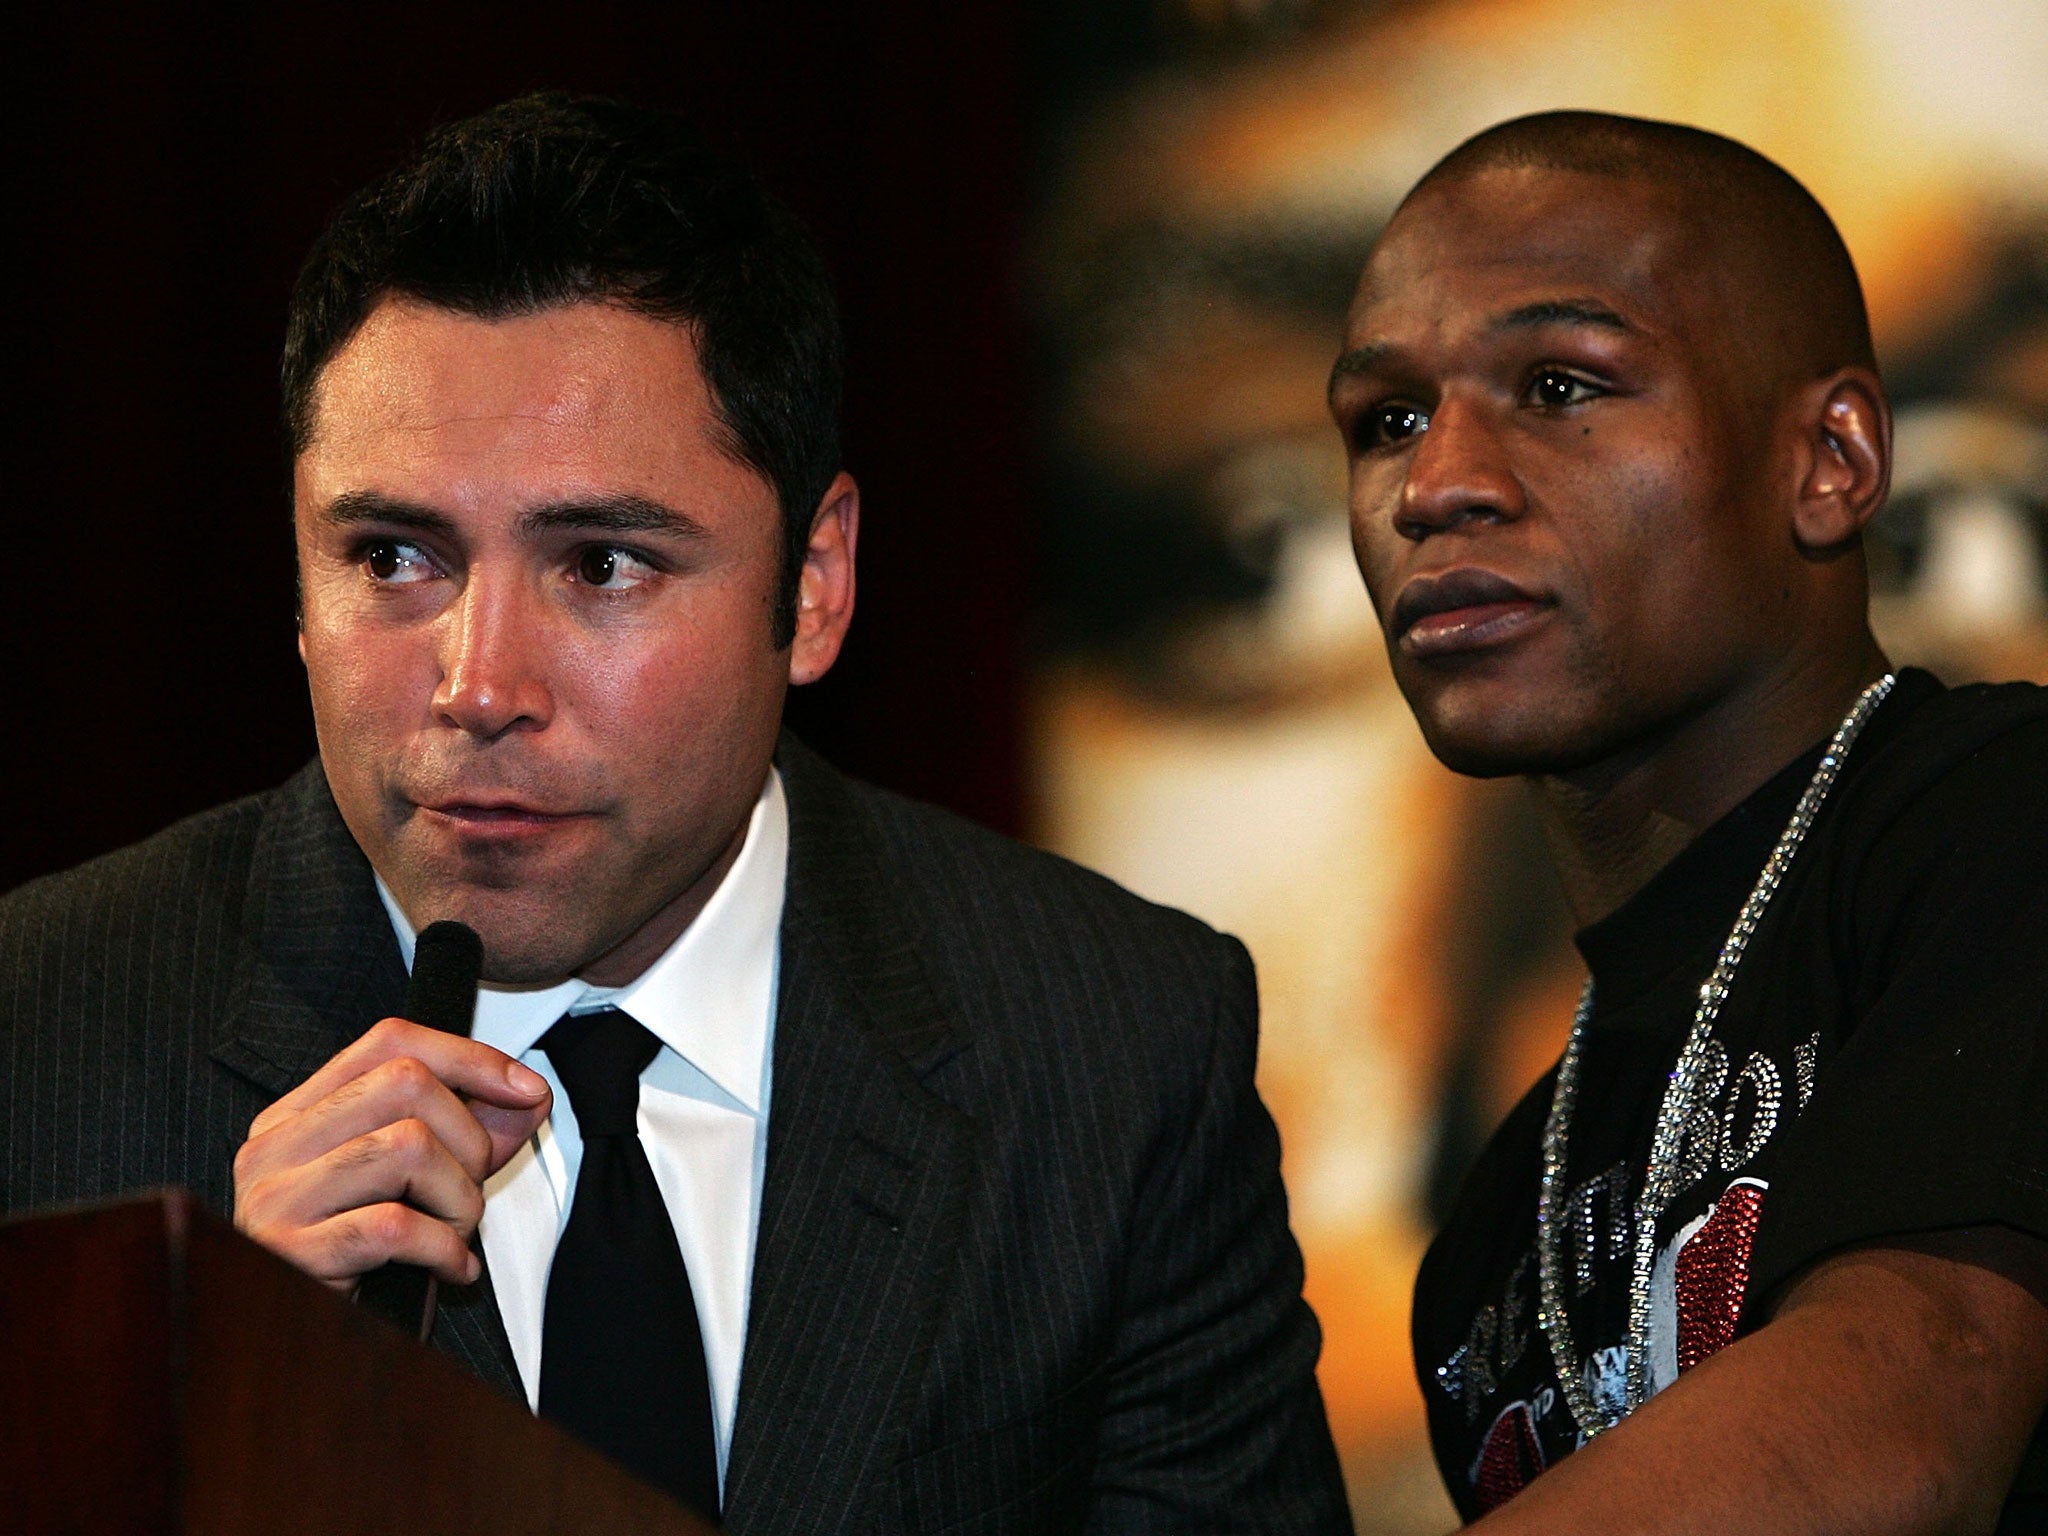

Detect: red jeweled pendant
[1675,1179,1766,1372]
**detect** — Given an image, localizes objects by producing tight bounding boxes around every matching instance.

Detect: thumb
[471,1084,553,1175]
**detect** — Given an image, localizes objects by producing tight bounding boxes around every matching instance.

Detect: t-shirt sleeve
[1751,711,2048,1304]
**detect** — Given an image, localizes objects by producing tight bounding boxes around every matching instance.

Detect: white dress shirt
[376,769,787,1488]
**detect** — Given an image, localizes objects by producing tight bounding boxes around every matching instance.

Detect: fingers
[301,1204,479,1289]
[235,1018,555,1289]
[240,1117,489,1288]
[248,1052,495,1185]
[250,1017,549,1174]
[253,1017,548,1134]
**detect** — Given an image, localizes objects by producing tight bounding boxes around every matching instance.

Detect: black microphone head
[405,920,483,1035]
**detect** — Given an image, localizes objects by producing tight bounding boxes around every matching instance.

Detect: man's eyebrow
[1327,299,1638,405]
[1328,342,1394,401]
[322,490,457,533]
[1493,299,1636,334]
[519,494,709,540]
[317,490,710,541]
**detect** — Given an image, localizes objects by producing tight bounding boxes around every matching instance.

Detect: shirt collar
[376,768,788,1114]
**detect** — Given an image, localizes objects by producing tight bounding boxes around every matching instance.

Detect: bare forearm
[1465,1241,2048,1536]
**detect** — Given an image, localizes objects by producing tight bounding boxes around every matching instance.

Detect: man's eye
[1527,369,1601,409]
[361,539,436,584]
[572,546,656,589]
[1355,401,1430,451]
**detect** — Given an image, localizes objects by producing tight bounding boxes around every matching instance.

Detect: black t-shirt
[1413,670,2048,1527]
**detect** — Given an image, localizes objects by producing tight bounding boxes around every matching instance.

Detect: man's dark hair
[282,91,843,645]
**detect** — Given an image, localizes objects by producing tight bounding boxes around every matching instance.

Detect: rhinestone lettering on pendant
[1534,674,1895,1441]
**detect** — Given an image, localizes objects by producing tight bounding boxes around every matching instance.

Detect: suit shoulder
[839,765,1234,960]
[0,790,271,973]
[779,750,1247,1054]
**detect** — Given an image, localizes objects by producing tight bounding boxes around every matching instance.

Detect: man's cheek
[1347,530,1399,613]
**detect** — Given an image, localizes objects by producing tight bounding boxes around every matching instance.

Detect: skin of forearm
[1459,1235,2048,1536]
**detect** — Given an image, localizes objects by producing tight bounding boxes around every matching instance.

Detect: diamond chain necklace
[1535,673,1896,1440]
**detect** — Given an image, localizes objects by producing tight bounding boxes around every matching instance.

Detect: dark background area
[8,1,1032,892]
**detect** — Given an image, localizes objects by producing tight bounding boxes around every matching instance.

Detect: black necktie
[538,1009,721,1520]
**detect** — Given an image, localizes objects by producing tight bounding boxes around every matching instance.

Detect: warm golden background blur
[1027,2,2048,1527]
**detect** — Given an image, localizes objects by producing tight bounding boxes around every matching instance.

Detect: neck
[1534,635,1889,928]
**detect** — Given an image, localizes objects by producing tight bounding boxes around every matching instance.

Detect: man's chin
[402,895,612,986]
[1423,733,1554,779]
[476,947,595,987]
[1397,662,1613,779]
[1414,704,1609,781]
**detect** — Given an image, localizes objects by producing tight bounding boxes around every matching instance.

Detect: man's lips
[415,798,593,834]
[1391,568,1552,659]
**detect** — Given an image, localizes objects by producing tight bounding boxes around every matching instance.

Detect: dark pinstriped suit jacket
[1,734,1351,1534]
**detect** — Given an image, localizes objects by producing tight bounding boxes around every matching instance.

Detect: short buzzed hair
[1410,110,1876,381]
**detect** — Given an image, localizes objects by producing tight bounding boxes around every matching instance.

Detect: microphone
[359,920,483,1342]
[407,920,483,1037]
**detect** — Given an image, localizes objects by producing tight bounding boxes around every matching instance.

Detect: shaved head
[1405,110,1874,390]
[1334,108,1892,800]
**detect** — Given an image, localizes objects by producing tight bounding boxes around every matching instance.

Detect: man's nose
[1392,395,1526,542]
[431,573,554,738]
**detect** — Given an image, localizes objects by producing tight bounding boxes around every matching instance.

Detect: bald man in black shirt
[1332,110,2048,1533]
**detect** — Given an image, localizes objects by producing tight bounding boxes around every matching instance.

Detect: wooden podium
[0,1190,717,1534]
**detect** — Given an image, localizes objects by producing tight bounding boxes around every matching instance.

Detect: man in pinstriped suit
[0,95,1350,1533]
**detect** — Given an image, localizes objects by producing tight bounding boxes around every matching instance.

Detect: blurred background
[17,2,2048,1528]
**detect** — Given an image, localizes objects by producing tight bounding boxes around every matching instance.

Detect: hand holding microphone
[232,920,551,1297]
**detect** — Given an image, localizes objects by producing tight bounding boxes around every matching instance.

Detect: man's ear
[1792,367,1891,553]
[788,471,859,686]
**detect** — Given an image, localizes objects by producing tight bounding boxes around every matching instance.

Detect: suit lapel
[723,740,977,1534]
[207,761,524,1400]
[209,763,408,1099]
